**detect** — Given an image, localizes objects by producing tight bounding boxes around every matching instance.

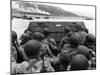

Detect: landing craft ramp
[26,19,86,45]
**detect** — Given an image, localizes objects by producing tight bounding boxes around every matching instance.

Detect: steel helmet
[68,33,80,46]
[42,28,50,37]
[24,40,41,58]
[77,45,90,60]
[64,27,71,33]
[71,54,89,70]
[21,33,31,41]
[12,31,17,41]
[32,32,45,41]
[86,33,96,43]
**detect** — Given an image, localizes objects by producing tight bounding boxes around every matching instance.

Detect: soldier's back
[11,59,43,74]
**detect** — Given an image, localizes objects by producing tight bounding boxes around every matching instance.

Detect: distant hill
[12,1,80,17]
[37,4,80,17]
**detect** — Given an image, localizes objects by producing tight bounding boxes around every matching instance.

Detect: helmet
[68,33,80,46]
[71,54,89,70]
[42,28,50,37]
[64,27,71,33]
[75,24,85,32]
[48,38,56,45]
[24,40,41,58]
[66,31,74,37]
[59,50,71,64]
[24,30,32,36]
[12,31,17,41]
[84,28,89,33]
[77,45,90,60]
[21,33,30,42]
[86,33,96,43]
[32,32,45,41]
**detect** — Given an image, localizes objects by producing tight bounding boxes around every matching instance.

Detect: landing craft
[22,15,33,20]
[26,19,86,45]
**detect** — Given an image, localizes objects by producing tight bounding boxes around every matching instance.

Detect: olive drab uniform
[46,38,58,56]
[74,31,87,45]
[50,50,73,71]
[40,39,54,58]
[12,58,54,74]
[62,44,77,57]
[58,36,69,52]
[50,56,61,72]
[12,31,18,62]
[11,44,17,62]
[79,31,87,44]
[40,57,55,72]
[58,31,74,52]
[12,40,54,74]
[12,59,43,74]
[58,50,71,71]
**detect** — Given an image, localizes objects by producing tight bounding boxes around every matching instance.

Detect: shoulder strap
[26,60,38,71]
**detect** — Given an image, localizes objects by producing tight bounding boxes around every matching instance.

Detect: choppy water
[12,18,95,40]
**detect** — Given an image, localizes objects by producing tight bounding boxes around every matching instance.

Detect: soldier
[42,28,58,56]
[47,38,58,56]
[58,27,74,52]
[53,33,80,71]
[82,33,96,69]
[12,40,54,74]
[84,33,96,51]
[62,34,95,70]
[12,31,24,63]
[58,50,71,71]
[62,33,80,53]
[75,30,87,45]
[31,32,54,58]
[51,33,80,72]
[12,30,17,62]
[76,45,96,69]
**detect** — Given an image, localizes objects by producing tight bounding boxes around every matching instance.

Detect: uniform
[12,58,54,74]
[45,38,58,56]
[40,40,54,58]
[75,31,87,45]
[11,44,17,62]
[12,59,42,74]
[12,40,54,74]
[58,31,74,52]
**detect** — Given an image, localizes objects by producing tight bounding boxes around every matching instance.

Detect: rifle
[12,40,24,63]
[40,52,47,72]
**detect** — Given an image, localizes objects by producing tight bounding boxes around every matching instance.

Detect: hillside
[12,1,80,17]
